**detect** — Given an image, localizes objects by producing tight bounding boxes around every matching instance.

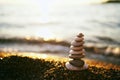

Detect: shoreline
[0,37,120,57]
[0,51,120,70]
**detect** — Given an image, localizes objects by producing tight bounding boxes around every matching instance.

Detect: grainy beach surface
[0,52,120,80]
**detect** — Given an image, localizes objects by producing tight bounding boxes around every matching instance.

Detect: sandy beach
[0,52,120,80]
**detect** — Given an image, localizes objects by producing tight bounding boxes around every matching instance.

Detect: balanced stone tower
[65,33,88,70]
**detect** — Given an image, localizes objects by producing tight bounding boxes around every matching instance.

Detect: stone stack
[65,33,88,70]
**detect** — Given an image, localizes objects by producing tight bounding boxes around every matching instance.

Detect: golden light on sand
[0,52,48,59]
[0,52,68,62]
[27,53,48,59]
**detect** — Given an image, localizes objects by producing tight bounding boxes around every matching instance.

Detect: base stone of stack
[69,59,84,67]
[65,62,88,70]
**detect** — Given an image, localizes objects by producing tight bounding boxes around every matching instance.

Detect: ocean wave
[0,37,70,46]
[0,37,120,57]
[95,36,120,45]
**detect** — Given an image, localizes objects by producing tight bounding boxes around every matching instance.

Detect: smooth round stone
[65,62,88,70]
[69,50,84,54]
[71,41,84,47]
[75,37,84,42]
[77,33,84,37]
[70,46,83,51]
[69,59,84,67]
[69,54,85,59]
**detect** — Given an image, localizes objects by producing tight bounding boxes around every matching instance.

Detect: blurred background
[0,0,120,64]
